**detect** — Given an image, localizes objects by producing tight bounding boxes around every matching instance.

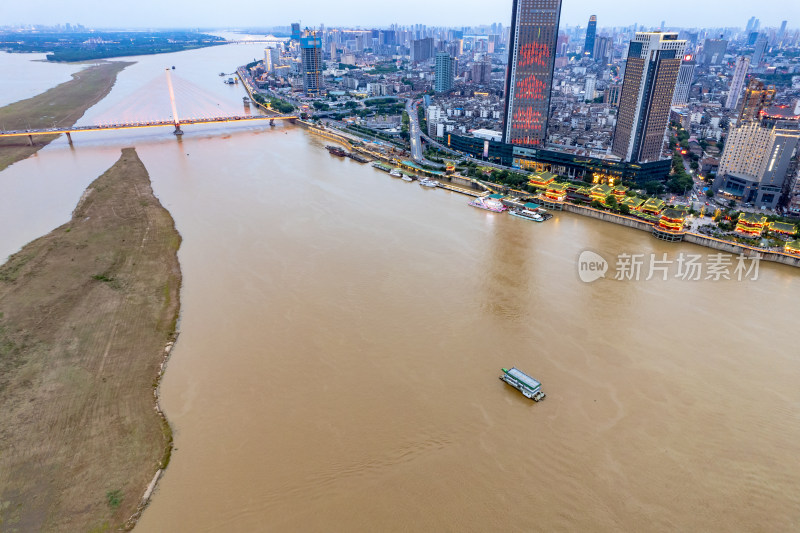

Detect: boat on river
[326,145,347,157]
[389,168,402,178]
[469,195,507,213]
[419,178,438,188]
[401,175,413,182]
[499,367,546,401]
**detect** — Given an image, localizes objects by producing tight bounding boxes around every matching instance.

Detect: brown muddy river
[0,42,798,532]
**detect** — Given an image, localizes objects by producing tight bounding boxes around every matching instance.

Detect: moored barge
[499,367,546,401]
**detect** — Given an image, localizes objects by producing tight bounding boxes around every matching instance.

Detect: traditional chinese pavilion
[735,213,768,237]
[785,240,800,255]
[767,221,797,236]
[589,183,613,204]
[640,198,666,216]
[528,171,556,190]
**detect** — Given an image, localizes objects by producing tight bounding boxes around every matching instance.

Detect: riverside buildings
[502,0,562,147]
[612,32,686,164]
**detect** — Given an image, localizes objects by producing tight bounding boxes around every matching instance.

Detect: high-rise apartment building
[291,23,301,41]
[502,0,562,147]
[411,38,434,62]
[300,31,323,97]
[593,36,612,64]
[584,15,597,58]
[671,53,696,106]
[584,75,596,101]
[435,52,454,93]
[264,46,280,73]
[739,79,775,123]
[725,56,750,111]
[471,60,492,84]
[701,38,727,66]
[611,32,686,163]
[604,84,622,107]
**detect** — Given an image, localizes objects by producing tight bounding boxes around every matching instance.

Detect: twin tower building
[503,0,686,165]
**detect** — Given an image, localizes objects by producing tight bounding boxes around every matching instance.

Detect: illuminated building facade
[735,213,768,236]
[739,79,775,124]
[502,0,562,148]
[612,32,686,164]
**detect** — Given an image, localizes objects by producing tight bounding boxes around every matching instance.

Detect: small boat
[401,175,413,182]
[499,367,546,401]
[469,195,507,213]
[389,168,402,178]
[419,178,438,188]
[243,96,251,103]
[171,66,176,70]
[219,72,226,76]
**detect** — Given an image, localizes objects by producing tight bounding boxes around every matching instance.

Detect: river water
[1,44,799,532]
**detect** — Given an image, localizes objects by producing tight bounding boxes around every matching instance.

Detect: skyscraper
[593,36,612,64]
[291,23,301,41]
[300,31,323,97]
[502,0,562,147]
[752,36,768,67]
[435,52,454,93]
[611,32,686,164]
[584,15,597,58]
[725,56,750,111]
[411,38,434,62]
[671,53,696,106]
[701,38,727,66]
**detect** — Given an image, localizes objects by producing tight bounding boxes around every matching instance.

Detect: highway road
[406,98,423,162]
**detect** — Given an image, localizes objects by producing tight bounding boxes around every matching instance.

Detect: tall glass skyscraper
[611,32,686,164]
[502,0,562,148]
[584,15,597,58]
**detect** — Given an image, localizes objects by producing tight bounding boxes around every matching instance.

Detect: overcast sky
[0,1,794,30]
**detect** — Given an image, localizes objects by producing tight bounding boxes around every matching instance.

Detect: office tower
[584,15,597,58]
[411,38,434,62]
[593,36,612,64]
[611,32,686,163]
[752,36,768,67]
[747,31,759,46]
[300,31,323,96]
[291,23,301,41]
[502,0,563,147]
[671,53,696,106]
[584,75,596,101]
[725,56,750,110]
[472,60,491,84]
[435,52,454,93]
[702,38,727,66]
[739,79,776,123]
[745,16,756,33]
[714,122,800,209]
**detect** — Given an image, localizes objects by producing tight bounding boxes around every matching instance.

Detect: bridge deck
[0,114,297,138]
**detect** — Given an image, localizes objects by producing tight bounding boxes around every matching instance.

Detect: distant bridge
[0,68,296,145]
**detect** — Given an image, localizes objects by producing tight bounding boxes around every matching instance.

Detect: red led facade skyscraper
[502,0,562,147]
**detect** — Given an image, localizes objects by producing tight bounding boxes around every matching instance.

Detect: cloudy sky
[0,1,792,30]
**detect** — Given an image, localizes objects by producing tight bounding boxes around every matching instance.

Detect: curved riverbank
[0,147,181,531]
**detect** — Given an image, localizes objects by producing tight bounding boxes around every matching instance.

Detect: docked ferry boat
[499,367,546,401]
[469,194,507,213]
[326,145,347,157]
[389,168,403,178]
[419,178,438,188]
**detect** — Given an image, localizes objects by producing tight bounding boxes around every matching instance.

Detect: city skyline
[0,1,794,30]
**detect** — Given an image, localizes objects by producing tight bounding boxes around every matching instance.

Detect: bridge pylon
[165,68,183,136]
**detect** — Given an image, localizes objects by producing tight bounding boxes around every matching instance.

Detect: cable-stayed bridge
[0,69,297,144]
